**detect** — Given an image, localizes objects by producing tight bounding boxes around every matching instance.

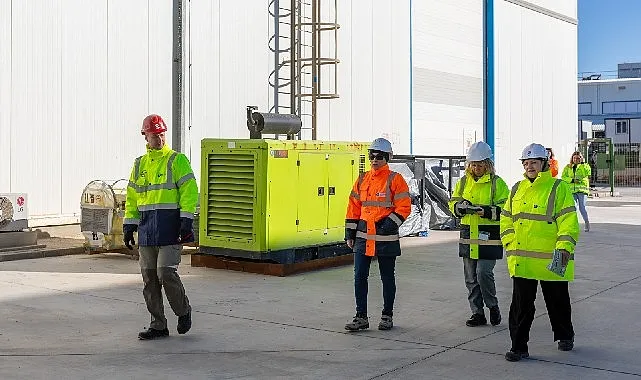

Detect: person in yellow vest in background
[344,138,411,332]
[449,141,509,328]
[500,143,579,362]
[562,151,591,232]
[123,114,199,340]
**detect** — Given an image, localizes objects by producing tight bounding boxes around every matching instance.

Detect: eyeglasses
[368,153,385,161]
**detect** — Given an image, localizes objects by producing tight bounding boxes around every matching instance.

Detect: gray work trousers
[139,245,191,330]
[463,257,498,315]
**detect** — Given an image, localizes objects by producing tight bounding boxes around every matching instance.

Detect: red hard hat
[141,114,168,135]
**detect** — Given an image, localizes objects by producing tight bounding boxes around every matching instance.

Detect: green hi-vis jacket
[561,163,591,195]
[124,144,198,246]
[449,172,509,260]
[500,171,580,281]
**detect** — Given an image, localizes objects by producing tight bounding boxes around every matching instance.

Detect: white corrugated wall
[0,1,173,225]
[186,0,411,179]
[493,0,578,184]
[411,0,485,156]
[0,0,578,224]
[0,0,12,193]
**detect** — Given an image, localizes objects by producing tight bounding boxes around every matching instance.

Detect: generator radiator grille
[207,153,255,240]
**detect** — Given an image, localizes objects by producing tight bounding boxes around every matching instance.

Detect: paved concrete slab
[0,199,640,379]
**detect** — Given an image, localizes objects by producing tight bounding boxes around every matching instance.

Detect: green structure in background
[199,139,370,264]
[579,138,614,195]
[579,138,621,196]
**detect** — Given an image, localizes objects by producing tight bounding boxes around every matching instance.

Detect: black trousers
[509,277,575,352]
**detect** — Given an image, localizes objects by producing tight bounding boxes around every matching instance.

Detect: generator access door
[296,153,329,232]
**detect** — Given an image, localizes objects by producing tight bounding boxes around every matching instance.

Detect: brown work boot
[345,314,369,331]
[378,315,393,330]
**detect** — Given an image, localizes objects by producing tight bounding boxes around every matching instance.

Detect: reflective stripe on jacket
[448,172,509,260]
[561,163,591,195]
[345,165,411,257]
[123,144,199,246]
[500,171,579,281]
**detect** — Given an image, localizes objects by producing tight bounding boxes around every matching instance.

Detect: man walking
[123,114,198,340]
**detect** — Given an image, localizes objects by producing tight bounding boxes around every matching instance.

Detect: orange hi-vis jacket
[345,164,412,257]
[550,158,559,177]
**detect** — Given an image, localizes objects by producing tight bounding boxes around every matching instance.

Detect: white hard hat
[520,143,548,160]
[466,141,493,161]
[369,137,393,153]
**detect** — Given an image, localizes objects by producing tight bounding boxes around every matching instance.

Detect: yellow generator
[199,138,369,263]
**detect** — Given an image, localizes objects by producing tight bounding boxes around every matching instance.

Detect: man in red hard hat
[123,114,199,340]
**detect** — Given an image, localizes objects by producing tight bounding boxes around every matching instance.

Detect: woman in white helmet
[449,141,509,328]
[500,143,579,362]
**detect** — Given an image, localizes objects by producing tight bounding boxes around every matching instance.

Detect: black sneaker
[465,313,487,327]
[558,339,574,351]
[177,311,192,334]
[505,350,529,362]
[345,314,369,331]
[489,306,501,326]
[138,328,169,340]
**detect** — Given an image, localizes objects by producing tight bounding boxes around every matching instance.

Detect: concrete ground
[0,197,640,379]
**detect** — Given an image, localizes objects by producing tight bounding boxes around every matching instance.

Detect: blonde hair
[465,158,495,176]
[570,151,585,164]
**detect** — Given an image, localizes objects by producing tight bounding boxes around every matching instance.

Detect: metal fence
[578,139,641,197]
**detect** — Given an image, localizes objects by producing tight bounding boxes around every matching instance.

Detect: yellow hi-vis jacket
[500,171,579,281]
[561,163,591,195]
[448,172,509,260]
[124,144,198,246]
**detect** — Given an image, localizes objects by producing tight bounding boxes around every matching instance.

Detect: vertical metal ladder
[268,0,340,139]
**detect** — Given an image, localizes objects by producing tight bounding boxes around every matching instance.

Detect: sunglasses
[368,153,386,161]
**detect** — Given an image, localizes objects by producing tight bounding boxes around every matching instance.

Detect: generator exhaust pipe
[247,105,302,139]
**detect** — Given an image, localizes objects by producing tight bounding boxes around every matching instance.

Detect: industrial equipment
[0,193,40,252]
[0,193,28,232]
[199,138,369,263]
[80,180,131,252]
[247,105,302,139]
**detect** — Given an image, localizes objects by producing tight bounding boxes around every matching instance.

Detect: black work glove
[123,224,137,249]
[479,205,501,221]
[454,200,471,217]
[464,206,482,215]
[179,217,194,243]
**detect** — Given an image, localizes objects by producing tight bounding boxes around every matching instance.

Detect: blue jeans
[354,254,397,316]
[573,193,589,223]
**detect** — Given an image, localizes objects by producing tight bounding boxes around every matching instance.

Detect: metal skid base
[193,243,354,276]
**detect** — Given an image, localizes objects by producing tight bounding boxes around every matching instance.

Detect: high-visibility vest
[449,172,509,260]
[124,144,198,246]
[561,163,591,195]
[500,171,579,281]
[345,165,411,257]
[549,158,559,177]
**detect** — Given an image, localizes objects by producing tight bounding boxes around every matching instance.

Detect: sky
[578,0,641,77]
